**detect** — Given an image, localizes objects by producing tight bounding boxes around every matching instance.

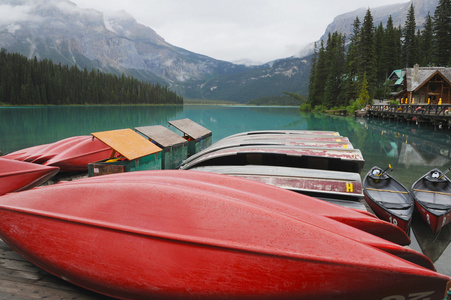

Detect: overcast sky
[71,0,409,64]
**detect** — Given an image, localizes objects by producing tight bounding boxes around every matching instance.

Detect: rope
[413,189,451,196]
[365,188,409,194]
[444,290,451,300]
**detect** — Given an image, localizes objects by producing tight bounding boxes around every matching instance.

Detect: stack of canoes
[180,130,366,207]
[2,135,112,171]
[0,170,449,299]
[363,166,451,235]
[0,158,59,196]
[1,135,113,194]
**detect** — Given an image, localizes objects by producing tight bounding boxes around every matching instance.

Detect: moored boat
[180,145,365,173]
[44,137,112,172]
[28,136,91,164]
[67,169,410,246]
[184,131,353,165]
[191,165,363,201]
[412,168,451,234]
[363,166,414,232]
[1,144,50,161]
[0,170,447,299]
[0,158,59,196]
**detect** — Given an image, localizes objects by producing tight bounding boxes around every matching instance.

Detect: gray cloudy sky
[71,0,408,63]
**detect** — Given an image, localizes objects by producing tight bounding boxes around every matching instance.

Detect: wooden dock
[0,239,112,299]
[367,104,451,128]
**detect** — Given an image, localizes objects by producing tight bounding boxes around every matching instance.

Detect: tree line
[307,0,451,110]
[0,49,183,105]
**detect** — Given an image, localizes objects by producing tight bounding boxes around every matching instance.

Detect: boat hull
[363,167,413,232]
[44,138,112,172]
[29,136,91,164]
[0,170,448,299]
[180,145,365,173]
[412,169,451,234]
[0,158,59,195]
[191,165,363,200]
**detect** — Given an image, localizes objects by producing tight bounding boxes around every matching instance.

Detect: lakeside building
[388,65,451,105]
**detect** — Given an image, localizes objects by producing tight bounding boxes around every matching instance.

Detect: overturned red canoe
[0,171,448,299]
[26,136,91,164]
[44,137,111,172]
[0,158,59,196]
[81,169,409,246]
[2,144,50,161]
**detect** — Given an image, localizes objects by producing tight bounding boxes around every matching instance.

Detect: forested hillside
[0,49,183,106]
[307,0,451,110]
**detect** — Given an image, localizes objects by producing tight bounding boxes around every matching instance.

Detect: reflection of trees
[360,119,451,168]
[0,106,183,154]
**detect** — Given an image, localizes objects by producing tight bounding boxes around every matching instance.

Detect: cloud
[0,4,39,26]
[70,0,412,63]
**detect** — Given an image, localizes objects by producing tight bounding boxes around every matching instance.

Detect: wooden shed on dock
[168,118,212,156]
[135,125,188,169]
[391,65,451,104]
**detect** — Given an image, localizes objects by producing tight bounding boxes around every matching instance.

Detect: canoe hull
[1,210,447,300]
[0,171,448,299]
[363,192,412,232]
[415,200,451,234]
[411,168,451,234]
[363,167,413,232]
[0,158,59,195]
[45,138,112,172]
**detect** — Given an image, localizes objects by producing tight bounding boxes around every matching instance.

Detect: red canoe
[2,144,50,161]
[76,170,410,246]
[412,168,451,234]
[26,136,91,164]
[0,158,59,196]
[0,170,448,299]
[44,137,112,172]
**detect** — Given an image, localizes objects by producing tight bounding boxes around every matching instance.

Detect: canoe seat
[377,201,412,209]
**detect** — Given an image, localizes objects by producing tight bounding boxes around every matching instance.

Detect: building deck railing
[368,104,450,116]
[366,104,451,127]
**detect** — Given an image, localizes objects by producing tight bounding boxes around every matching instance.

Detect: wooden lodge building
[388,65,451,105]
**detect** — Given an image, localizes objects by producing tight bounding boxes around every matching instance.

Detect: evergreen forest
[307,0,451,111]
[0,49,183,106]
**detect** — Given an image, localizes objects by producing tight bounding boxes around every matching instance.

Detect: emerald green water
[1,105,450,275]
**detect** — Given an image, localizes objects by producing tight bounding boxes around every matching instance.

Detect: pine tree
[323,32,346,107]
[420,13,434,66]
[402,4,417,67]
[343,17,361,102]
[359,72,370,105]
[359,9,377,98]
[433,0,451,65]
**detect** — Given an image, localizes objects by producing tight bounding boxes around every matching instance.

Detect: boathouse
[389,65,451,104]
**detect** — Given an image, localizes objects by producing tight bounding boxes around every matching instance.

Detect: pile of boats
[0,129,450,299]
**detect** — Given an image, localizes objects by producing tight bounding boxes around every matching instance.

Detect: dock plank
[0,239,112,299]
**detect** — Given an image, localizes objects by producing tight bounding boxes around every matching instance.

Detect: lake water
[1,105,450,276]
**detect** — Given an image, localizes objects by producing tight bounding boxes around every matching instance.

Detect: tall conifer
[433,0,451,65]
[402,4,417,67]
[359,9,377,97]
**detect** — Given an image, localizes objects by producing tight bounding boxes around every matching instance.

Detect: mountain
[321,0,439,41]
[0,0,441,103]
[0,0,248,86]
